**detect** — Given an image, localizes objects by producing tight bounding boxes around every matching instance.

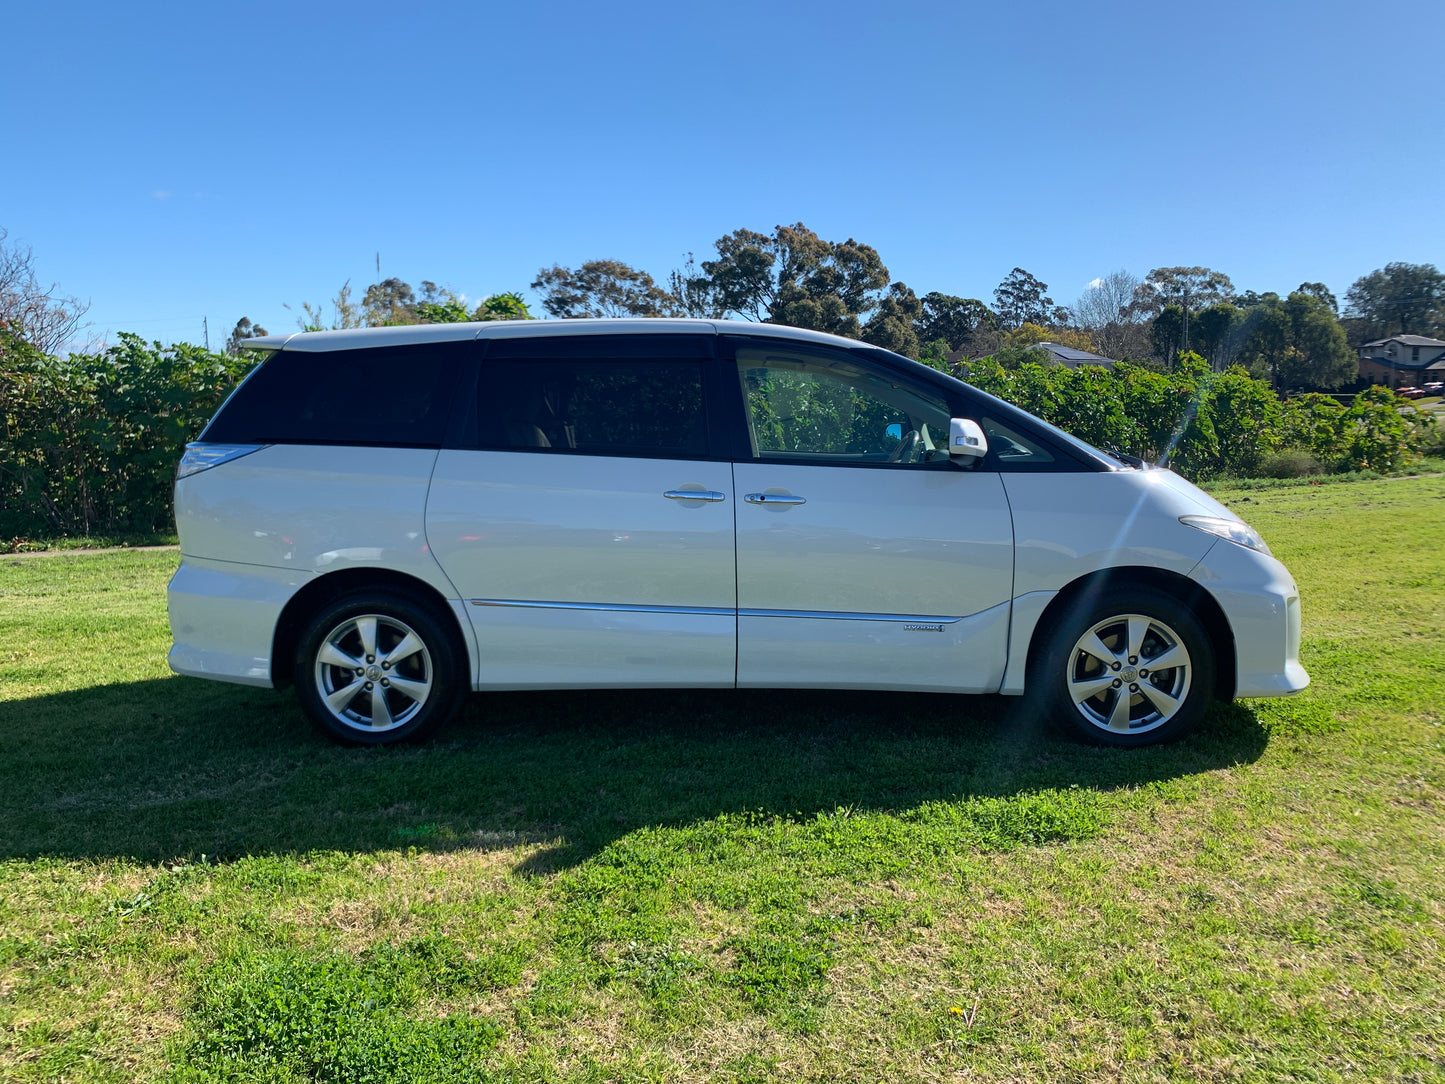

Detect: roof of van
[239,318,876,353]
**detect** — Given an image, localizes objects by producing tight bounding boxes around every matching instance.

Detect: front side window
[736,346,953,466]
[474,359,708,458]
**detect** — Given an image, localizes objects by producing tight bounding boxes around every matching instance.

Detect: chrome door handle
[744,493,806,505]
[663,489,726,502]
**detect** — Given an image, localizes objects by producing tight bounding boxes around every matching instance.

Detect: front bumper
[1189,540,1309,698]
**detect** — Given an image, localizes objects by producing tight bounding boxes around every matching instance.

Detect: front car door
[726,337,1015,692]
[426,333,737,689]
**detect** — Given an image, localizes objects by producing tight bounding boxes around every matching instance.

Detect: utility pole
[203,316,209,352]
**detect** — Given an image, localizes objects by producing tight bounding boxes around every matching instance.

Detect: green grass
[0,531,177,555]
[2,479,1443,1081]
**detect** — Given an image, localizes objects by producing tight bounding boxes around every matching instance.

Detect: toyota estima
[168,319,1307,747]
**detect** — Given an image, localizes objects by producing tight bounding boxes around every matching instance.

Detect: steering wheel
[887,429,921,464]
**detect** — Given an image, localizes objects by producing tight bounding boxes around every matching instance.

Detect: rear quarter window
[201,344,464,447]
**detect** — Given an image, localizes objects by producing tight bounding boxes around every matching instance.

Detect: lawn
[1,477,1442,1082]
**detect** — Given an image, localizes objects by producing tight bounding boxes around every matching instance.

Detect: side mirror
[948,418,988,459]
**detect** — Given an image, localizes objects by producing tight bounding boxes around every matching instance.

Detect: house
[1357,334,1445,388]
[1030,342,1117,369]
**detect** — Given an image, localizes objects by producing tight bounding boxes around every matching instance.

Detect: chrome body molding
[469,598,963,624]
[471,598,733,617]
[739,608,959,624]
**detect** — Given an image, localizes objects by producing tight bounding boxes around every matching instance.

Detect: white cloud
[153,189,172,200]
[1086,277,1104,290]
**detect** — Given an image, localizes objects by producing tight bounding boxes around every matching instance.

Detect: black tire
[1027,584,1215,748]
[293,590,466,746]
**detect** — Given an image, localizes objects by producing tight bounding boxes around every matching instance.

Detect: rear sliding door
[426,334,737,689]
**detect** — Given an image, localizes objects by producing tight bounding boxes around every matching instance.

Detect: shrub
[958,356,1428,482]
[0,331,254,539]
[1336,386,1416,473]
[1258,448,1323,478]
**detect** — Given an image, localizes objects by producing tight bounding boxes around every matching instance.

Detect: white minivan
[168,319,1307,747]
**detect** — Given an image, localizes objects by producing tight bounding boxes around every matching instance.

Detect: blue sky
[3,0,1442,347]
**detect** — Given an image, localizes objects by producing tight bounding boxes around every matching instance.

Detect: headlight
[1179,514,1272,557]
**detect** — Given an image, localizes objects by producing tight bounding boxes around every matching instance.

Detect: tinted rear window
[472,359,708,458]
[202,345,462,447]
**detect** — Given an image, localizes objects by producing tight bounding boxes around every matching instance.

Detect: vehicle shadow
[0,676,1268,866]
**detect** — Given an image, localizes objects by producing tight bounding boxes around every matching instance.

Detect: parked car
[1396,386,1426,399]
[1422,382,1444,397]
[169,320,1307,748]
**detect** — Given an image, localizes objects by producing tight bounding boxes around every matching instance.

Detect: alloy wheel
[1065,613,1193,736]
[313,613,433,733]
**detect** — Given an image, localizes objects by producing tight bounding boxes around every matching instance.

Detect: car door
[727,339,1015,692]
[426,334,737,689]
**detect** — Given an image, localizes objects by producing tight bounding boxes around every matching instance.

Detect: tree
[0,229,90,354]
[1128,267,1235,360]
[294,277,531,330]
[225,317,269,354]
[1343,262,1445,341]
[413,299,468,325]
[287,280,364,331]
[1128,267,1235,321]
[1236,292,1355,390]
[1279,292,1355,389]
[861,283,922,356]
[666,253,727,319]
[914,293,995,353]
[408,281,467,323]
[362,278,417,326]
[1191,303,1243,368]
[1236,302,1291,383]
[473,292,532,321]
[1295,281,1338,313]
[1150,306,1185,361]
[531,259,678,318]
[1074,270,1140,329]
[993,268,1065,330]
[1074,270,1148,359]
[686,223,891,337]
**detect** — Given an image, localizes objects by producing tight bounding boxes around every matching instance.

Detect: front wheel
[1029,586,1215,747]
[294,591,466,745]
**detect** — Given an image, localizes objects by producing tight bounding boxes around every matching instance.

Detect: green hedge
[0,332,255,539]
[952,353,1437,480]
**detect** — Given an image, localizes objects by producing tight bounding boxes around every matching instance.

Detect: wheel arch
[270,567,468,689]
[1026,566,1236,700]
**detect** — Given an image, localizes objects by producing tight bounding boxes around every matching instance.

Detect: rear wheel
[294,591,465,745]
[1030,586,1215,747]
